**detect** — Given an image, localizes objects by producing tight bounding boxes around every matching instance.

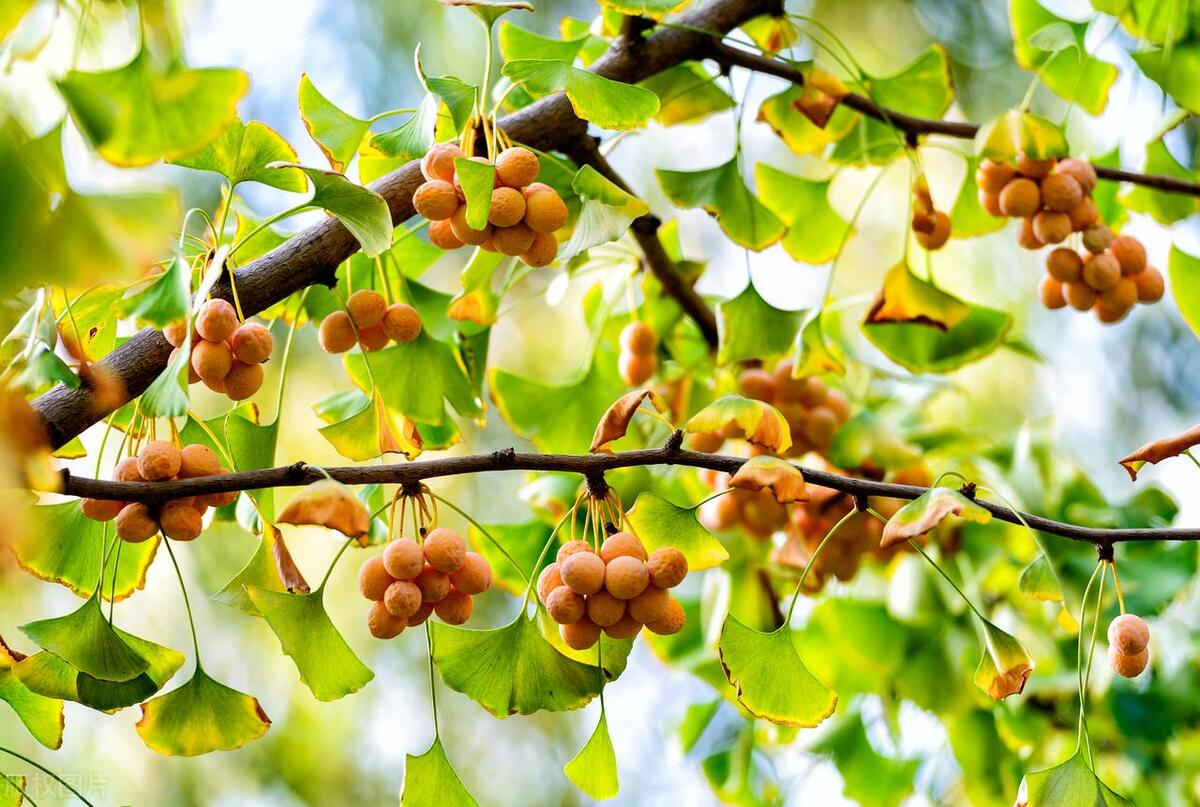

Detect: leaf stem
[0,746,93,807]
[906,536,987,622]
[163,539,202,665]
[785,507,857,625]
[318,536,357,593]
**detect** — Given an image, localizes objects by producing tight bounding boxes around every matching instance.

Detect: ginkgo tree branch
[29,0,779,449]
[57,441,1198,546]
[707,40,1200,198]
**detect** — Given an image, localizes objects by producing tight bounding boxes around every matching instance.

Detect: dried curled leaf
[796,68,848,129]
[684,394,792,455]
[589,389,667,454]
[974,619,1034,700]
[729,456,807,504]
[880,486,991,549]
[278,478,370,544]
[1119,423,1200,480]
[270,525,310,594]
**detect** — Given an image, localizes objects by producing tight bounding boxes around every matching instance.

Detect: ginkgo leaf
[758,85,857,156]
[866,263,970,331]
[499,21,587,64]
[370,93,439,162]
[454,156,496,230]
[589,389,665,454]
[684,394,792,454]
[793,312,846,377]
[1133,44,1200,116]
[416,48,477,133]
[1018,555,1077,632]
[136,668,270,756]
[245,587,374,702]
[118,255,190,327]
[431,612,603,717]
[741,13,800,54]
[717,282,804,364]
[729,455,807,503]
[718,616,837,727]
[557,165,649,262]
[1118,422,1200,480]
[401,737,478,807]
[0,774,23,807]
[656,158,785,250]
[502,59,660,130]
[756,163,850,264]
[624,493,729,570]
[564,713,619,800]
[1011,0,1118,115]
[139,341,192,417]
[640,62,734,127]
[316,390,423,461]
[440,0,534,27]
[950,156,1007,238]
[171,119,305,192]
[20,595,148,682]
[298,74,371,172]
[448,248,506,326]
[57,49,247,167]
[880,487,992,549]
[1024,751,1134,806]
[212,523,309,615]
[1121,114,1200,225]
[811,712,920,807]
[864,303,1012,374]
[598,0,687,19]
[0,637,63,749]
[277,478,371,542]
[973,619,1034,700]
[975,109,1068,163]
[267,163,393,258]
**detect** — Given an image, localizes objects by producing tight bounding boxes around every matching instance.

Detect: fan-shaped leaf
[557,165,648,262]
[975,109,1068,162]
[881,487,991,549]
[756,164,850,263]
[136,668,270,756]
[564,713,619,800]
[730,455,807,503]
[20,595,148,682]
[1025,750,1133,806]
[625,492,729,570]
[298,74,371,172]
[401,737,478,807]
[0,638,63,749]
[1011,0,1117,114]
[684,394,791,454]
[502,59,659,130]
[718,616,837,727]
[170,119,305,191]
[316,389,423,461]
[973,619,1034,700]
[268,163,393,257]
[657,158,784,250]
[716,283,803,364]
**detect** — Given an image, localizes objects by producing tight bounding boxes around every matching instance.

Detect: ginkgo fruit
[415,564,451,603]
[359,556,395,601]
[407,602,434,627]
[998,178,1040,217]
[1045,248,1082,283]
[230,323,274,365]
[603,613,642,640]
[523,187,568,233]
[1108,613,1150,655]
[450,206,493,246]
[1039,277,1066,310]
[645,597,685,635]
[1111,235,1146,276]
[604,556,649,600]
[1109,645,1148,678]
[1016,217,1043,250]
[556,540,593,564]
[1082,253,1121,291]
[600,531,647,563]
[224,361,264,400]
[138,440,182,481]
[538,562,564,603]
[191,339,233,384]
[195,299,238,343]
[1082,225,1114,254]
[618,351,656,386]
[1016,153,1054,178]
[488,186,526,227]
[82,497,124,521]
[1040,172,1083,212]
[357,325,389,353]
[424,527,467,573]
[159,500,202,541]
[178,444,222,478]
[319,311,358,354]
[384,538,425,581]
[435,590,474,625]
[521,232,558,267]
[1135,266,1165,302]
[1064,282,1097,312]
[560,550,606,595]
[1056,157,1097,194]
[561,617,601,650]
[163,320,191,348]
[413,180,460,221]
[546,585,586,624]
[450,552,492,595]
[914,210,951,250]
[975,159,1014,194]
[116,502,159,543]
[495,146,540,188]
[1068,197,1099,231]
[384,580,423,619]
[628,585,669,623]
[492,223,536,256]
[368,601,406,639]
[429,218,464,250]
[647,547,687,589]
[382,303,421,343]
[347,290,388,328]
[585,590,626,627]
[619,321,657,356]
[1031,210,1070,245]
[421,142,464,183]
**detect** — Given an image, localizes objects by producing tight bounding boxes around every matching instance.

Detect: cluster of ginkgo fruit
[81,441,236,542]
[357,527,493,639]
[1108,612,1151,678]
[618,321,658,386]
[164,300,274,400]
[414,143,564,268]
[318,289,422,355]
[977,154,1164,323]
[909,176,952,251]
[537,532,687,650]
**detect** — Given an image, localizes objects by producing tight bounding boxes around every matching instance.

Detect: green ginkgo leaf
[118,255,191,328]
[564,713,619,800]
[1169,246,1200,341]
[499,21,587,63]
[136,667,270,756]
[440,0,533,27]
[20,595,148,682]
[880,486,992,549]
[454,156,496,230]
[316,389,423,461]
[949,156,1007,238]
[1011,0,1117,115]
[369,93,439,162]
[502,59,660,130]
[625,492,729,570]
[401,737,478,807]
[716,282,803,364]
[431,612,603,717]
[1120,112,1200,225]
[268,163,393,257]
[793,312,846,377]
[1018,555,1077,632]
[0,773,23,807]
[0,638,63,749]
[140,332,194,418]
[557,165,648,262]
[755,163,850,263]
[864,303,1012,374]
[757,85,857,155]
[298,73,371,172]
[599,0,687,18]
[718,616,837,727]
[57,49,247,167]
[212,523,306,616]
[170,119,306,191]
[811,712,920,807]
[865,262,970,330]
[975,109,1068,162]
[245,587,374,702]
[1025,751,1134,806]
[448,247,507,325]
[656,158,785,250]
[641,62,734,126]
[1133,44,1200,116]
[417,55,477,134]
[684,394,792,455]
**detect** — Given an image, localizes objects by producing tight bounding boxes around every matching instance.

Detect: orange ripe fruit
[1064,281,1098,312]
[738,368,776,403]
[1039,277,1066,310]
[603,614,642,640]
[647,547,688,589]
[803,406,840,449]
[163,320,190,348]
[1094,298,1130,325]
[1067,197,1099,231]
[450,552,492,595]
[619,321,658,356]
[560,551,606,595]
[1108,613,1150,654]
[1016,216,1044,250]
[495,146,540,188]
[1056,157,1097,195]
[413,180,460,221]
[1015,153,1055,178]
[605,556,649,600]
[115,455,144,482]
[191,339,233,383]
[224,361,264,401]
[421,142,465,182]
[384,580,423,619]
[976,159,1015,194]
[82,497,125,521]
[1039,172,1083,212]
[537,562,564,604]
[521,232,558,267]
[429,217,465,250]
[645,597,686,635]
[197,482,238,508]
[368,601,407,639]
[561,617,601,650]
[195,299,239,343]
[618,351,656,386]
[423,527,467,573]
[1082,252,1121,291]
[628,585,669,623]
[357,325,388,353]
[488,186,527,227]
[172,347,200,384]
[1109,645,1148,678]
[1032,210,1071,245]
[586,590,626,627]
[449,206,493,246]
[492,223,536,256]
[556,540,594,564]
[998,178,1040,217]
[546,586,586,624]
[346,290,387,328]
[1100,277,1137,312]
[382,303,421,344]
[358,556,395,601]
[159,500,203,541]
[600,532,647,563]
[1045,248,1083,283]
[435,589,474,625]
[407,602,435,627]
[1134,266,1164,303]
[415,564,451,603]
[825,388,850,423]
[523,188,568,233]
[115,502,159,543]
[319,311,358,353]
[977,190,1002,217]
[1110,234,1147,275]
[138,440,182,481]
[178,444,222,479]
[383,538,424,581]
[230,323,274,365]
[1082,225,1114,255]
[914,211,951,250]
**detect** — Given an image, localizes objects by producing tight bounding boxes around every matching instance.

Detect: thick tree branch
[30,0,777,449]
[709,41,1200,198]
[58,445,1197,546]
[564,136,720,348]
